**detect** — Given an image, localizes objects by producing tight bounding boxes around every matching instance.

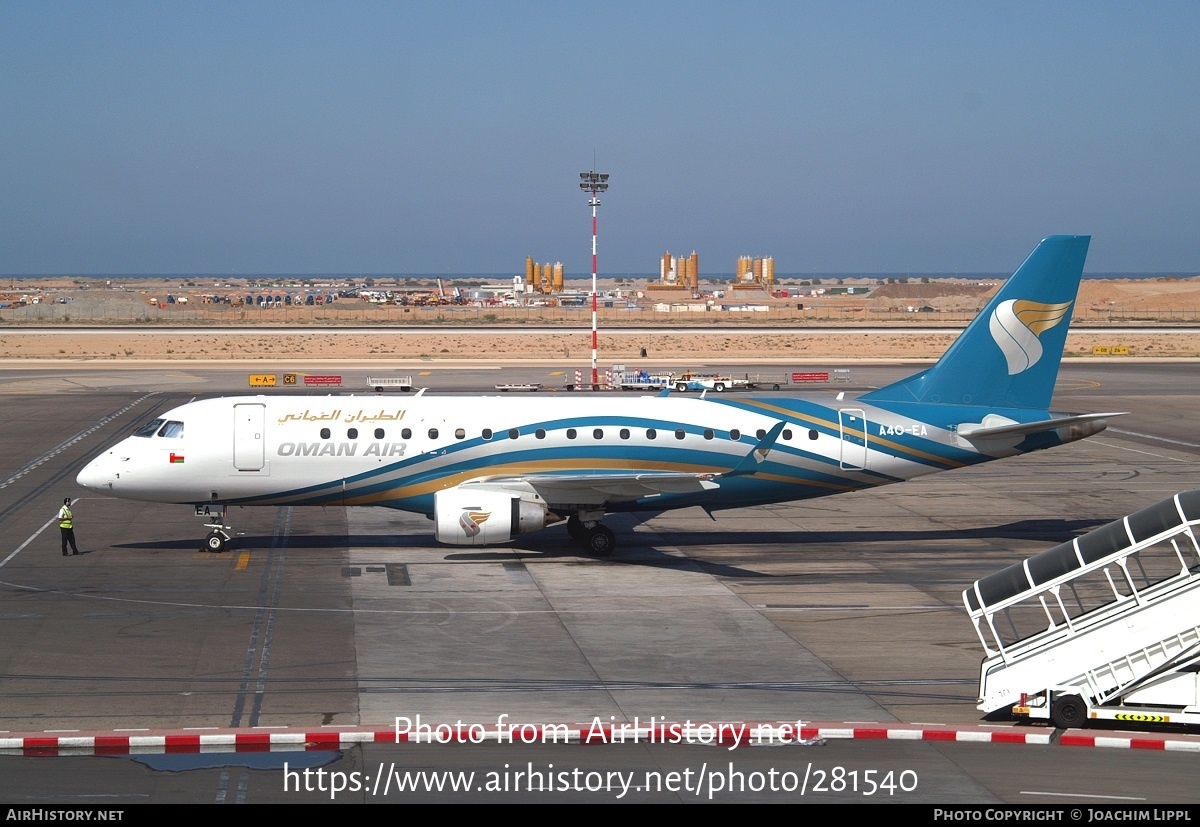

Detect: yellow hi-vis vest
[59,507,73,530]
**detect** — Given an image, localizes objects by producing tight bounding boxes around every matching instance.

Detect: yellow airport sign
[1092,346,1111,356]
[249,373,277,387]
[1113,345,1130,355]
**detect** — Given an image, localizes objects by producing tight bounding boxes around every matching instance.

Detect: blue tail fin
[860,235,1090,411]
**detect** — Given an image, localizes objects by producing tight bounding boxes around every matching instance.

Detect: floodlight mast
[579,170,609,389]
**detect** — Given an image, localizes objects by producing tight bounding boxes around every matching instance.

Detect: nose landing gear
[203,528,231,553]
[196,504,232,553]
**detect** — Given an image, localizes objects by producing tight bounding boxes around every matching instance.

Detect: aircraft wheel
[204,532,227,554]
[713,382,726,392]
[1051,694,1086,729]
[566,515,586,541]
[772,383,780,391]
[675,382,687,392]
[585,525,616,557]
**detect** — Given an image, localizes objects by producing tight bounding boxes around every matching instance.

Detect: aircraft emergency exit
[76,236,1121,556]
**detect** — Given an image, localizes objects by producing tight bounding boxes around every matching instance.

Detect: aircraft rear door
[838,408,868,470]
[233,403,266,471]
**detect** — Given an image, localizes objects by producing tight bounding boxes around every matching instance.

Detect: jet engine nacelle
[433,487,548,546]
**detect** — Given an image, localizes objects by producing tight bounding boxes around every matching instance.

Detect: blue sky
[2,1,1197,275]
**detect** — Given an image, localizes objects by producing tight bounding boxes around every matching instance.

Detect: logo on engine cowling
[459,510,492,537]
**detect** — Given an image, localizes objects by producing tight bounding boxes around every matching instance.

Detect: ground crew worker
[58,497,80,556]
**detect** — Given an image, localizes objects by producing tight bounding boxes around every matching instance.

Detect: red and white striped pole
[579,170,609,390]
[590,199,599,388]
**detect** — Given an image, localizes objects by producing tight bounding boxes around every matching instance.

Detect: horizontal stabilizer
[956,411,1126,440]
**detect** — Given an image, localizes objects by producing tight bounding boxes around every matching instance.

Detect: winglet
[723,421,786,477]
[658,388,671,398]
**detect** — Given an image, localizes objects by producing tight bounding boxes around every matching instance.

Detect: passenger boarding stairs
[965,490,1200,717]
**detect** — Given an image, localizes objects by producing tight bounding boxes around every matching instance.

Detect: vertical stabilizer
[860,235,1090,411]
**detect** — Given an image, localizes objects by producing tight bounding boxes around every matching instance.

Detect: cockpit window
[157,421,185,438]
[134,419,166,438]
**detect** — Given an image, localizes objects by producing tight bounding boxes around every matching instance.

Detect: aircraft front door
[233,403,266,471]
[839,408,868,470]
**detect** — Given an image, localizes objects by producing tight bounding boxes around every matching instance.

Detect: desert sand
[3,275,1200,362]
[3,329,1200,363]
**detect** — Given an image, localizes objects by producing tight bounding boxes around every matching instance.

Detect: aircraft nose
[76,453,116,491]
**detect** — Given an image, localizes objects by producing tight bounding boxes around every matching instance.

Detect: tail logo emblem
[459,510,491,537]
[989,299,1071,375]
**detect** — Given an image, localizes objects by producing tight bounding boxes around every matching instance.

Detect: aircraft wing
[457,471,720,507]
[463,422,788,507]
[956,412,1127,440]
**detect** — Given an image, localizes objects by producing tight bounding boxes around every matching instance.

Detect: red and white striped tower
[579,169,609,389]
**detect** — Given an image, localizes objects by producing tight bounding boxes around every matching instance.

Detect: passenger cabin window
[347,428,358,439]
[157,421,185,438]
[619,428,630,439]
[375,428,385,439]
[646,428,657,439]
[675,429,686,440]
[730,429,741,441]
[320,428,331,439]
[482,428,493,440]
[134,419,166,438]
[428,428,439,439]
[756,429,766,439]
[535,428,546,439]
[566,428,577,439]
[782,429,793,440]
[703,429,714,440]
[808,429,818,440]
[593,429,603,439]
[509,428,520,440]
[401,428,412,439]
[455,428,465,439]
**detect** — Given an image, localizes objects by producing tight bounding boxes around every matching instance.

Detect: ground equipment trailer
[609,365,675,391]
[965,489,1200,729]
[671,372,750,393]
[367,376,414,392]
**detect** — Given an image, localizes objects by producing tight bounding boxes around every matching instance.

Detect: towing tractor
[965,489,1200,730]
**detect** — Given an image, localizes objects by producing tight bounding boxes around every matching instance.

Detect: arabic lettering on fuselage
[277,409,406,425]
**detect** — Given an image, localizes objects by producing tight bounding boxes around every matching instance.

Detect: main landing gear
[566,513,616,557]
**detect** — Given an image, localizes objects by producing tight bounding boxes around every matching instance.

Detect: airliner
[76,236,1121,556]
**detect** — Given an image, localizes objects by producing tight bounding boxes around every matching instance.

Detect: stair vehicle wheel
[1051,694,1087,729]
[585,525,616,557]
[713,382,726,392]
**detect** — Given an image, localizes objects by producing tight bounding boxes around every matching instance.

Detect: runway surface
[1,361,1199,804]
